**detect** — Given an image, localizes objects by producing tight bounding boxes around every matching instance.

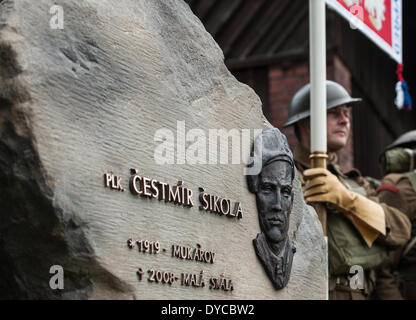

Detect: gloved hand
[303,168,386,247]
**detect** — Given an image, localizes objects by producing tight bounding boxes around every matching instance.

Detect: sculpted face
[326,105,351,152]
[256,160,293,244]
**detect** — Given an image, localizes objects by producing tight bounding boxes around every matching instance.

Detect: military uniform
[284,81,412,300]
[294,145,412,300]
[374,172,416,299]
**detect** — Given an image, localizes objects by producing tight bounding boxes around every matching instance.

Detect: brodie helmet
[380,130,416,173]
[384,130,416,151]
[283,80,362,127]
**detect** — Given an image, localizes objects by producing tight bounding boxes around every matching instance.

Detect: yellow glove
[303,168,386,247]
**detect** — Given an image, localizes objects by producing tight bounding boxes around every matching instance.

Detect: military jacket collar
[293,144,362,180]
[253,233,294,290]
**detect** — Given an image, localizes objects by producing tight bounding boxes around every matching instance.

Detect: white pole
[309,0,328,301]
[309,0,327,154]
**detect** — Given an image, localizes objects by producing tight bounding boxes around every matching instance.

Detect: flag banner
[325,0,402,63]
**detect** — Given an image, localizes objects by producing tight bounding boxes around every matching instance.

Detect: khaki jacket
[294,145,411,248]
[294,145,412,300]
[374,173,416,300]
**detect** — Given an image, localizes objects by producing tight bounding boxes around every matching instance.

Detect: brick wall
[268,55,355,172]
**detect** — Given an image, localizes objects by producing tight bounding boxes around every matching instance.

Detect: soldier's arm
[371,174,413,248]
[376,174,415,217]
[373,201,411,247]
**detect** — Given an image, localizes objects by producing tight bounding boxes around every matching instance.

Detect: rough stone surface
[0,0,327,299]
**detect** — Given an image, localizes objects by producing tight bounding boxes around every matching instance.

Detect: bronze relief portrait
[247,128,296,290]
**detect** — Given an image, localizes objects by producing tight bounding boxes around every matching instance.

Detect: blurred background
[185,0,416,179]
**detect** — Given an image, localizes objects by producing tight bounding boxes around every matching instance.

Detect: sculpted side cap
[247,128,294,193]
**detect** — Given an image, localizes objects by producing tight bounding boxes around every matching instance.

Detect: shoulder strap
[384,173,406,185]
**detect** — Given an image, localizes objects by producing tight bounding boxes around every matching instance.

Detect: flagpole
[309,0,327,168]
[309,0,328,221]
[309,0,329,299]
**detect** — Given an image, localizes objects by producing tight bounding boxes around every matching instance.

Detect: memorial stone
[0,0,327,299]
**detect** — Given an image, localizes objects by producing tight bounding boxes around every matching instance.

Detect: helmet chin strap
[327,152,337,163]
[327,142,346,153]
[327,141,345,154]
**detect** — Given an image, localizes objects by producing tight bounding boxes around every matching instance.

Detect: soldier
[374,130,416,300]
[283,80,411,300]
